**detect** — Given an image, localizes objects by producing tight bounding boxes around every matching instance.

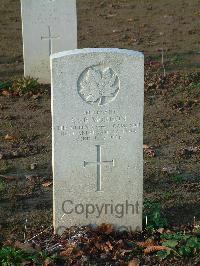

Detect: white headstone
[21,0,77,84]
[51,48,144,234]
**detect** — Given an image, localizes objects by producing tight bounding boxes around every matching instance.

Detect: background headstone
[51,48,144,233]
[21,0,77,83]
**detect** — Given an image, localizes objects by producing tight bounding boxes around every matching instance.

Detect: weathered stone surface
[51,48,144,233]
[21,0,77,83]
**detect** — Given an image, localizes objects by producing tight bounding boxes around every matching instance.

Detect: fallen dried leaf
[1,90,12,97]
[4,134,17,141]
[0,175,19,182]
[106,13,117,18]
[60,247,74,257]
[75,250,84,257]
[143,145,156,157]
[42,181,53,187]
[99,223,114,234]
[106,241,113,251]
[162,166,177,175]
[128,258,139,266]
[25,175,35,182]
[44,258,54,266]
[157,228,165,234]
[32,93,41,100]
[14,241,36,253]
[15,193,31,199]
[11,151,20,157]
[143,144,150,149]
[137,239,156,248]
[30,163,37,170]
[144,245,169,255]
[94,242,101,250]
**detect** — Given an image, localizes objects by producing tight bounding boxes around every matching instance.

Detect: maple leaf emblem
[78,66,120,105]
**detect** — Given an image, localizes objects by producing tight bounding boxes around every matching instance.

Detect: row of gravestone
[21,0,77,83]
[21,0,144,233]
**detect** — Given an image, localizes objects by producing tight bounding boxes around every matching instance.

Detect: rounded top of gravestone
[50,48,144,60]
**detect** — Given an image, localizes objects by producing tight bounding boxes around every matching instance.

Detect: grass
[0,246,64,266]
[0,246,59,266]
[143,199,168,229]
[169,55,184,66]
[0,180,6,193]
[0,161,12,175]
[170,174,184,183]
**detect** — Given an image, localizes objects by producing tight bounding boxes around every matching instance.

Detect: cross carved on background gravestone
[21,0,77,83]
[41,26,60,56]
[84,145,115,192]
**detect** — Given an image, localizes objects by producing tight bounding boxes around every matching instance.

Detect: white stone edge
[50,48,144,60]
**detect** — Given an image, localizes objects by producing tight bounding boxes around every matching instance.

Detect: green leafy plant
[0,82,12,90]
[11,77,39,95]
[0,246,28,266]
[157,249,172,260]
[178,236,200,257]
[170,174,184,183]
[143,199,168,229]
[157,233,200,260]
[0,246,62,266]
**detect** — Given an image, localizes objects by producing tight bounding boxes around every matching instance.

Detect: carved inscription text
[57,109,140,142]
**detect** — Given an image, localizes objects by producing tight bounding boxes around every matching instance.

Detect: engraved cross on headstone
[41,26,60,56]
[84,145,115,192]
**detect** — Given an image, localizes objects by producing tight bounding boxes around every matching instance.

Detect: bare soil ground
[0,0,199,80]
[0,0,200,249]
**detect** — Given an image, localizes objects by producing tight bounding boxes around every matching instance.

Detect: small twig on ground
[161,48,166,77]
[23,218,28,241]
[26,226,53,243]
